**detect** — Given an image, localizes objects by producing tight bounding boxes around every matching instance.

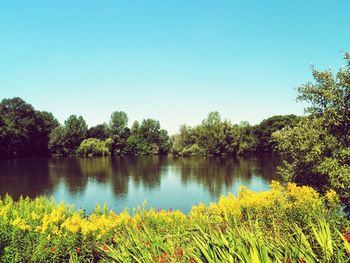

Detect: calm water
[0,155,280,214]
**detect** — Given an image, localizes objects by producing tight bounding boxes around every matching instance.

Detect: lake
[0,154,280,214]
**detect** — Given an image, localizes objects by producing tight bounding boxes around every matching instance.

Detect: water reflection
[0,158,53,197]
[171,155,280,197]
[0,154,281,213]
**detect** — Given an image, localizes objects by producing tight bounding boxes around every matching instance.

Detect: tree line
[0,98,300,159]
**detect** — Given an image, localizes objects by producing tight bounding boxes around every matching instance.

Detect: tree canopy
[273,53,350,207]
[0,97,58,158]
[87,123,110,141]
[254,114,302,152]
[110,111,128,136]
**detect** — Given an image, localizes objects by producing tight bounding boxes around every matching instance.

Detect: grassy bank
[0,182,349,262]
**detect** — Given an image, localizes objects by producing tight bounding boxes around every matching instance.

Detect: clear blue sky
[1,1,349,134]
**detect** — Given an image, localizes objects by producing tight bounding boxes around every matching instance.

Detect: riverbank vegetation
[1,182,350,262]
[170,113,301,156]
[0,99,300,159]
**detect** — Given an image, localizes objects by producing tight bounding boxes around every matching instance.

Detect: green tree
[273,53,350,206]
[0,97,58,158]
[158,129,171,154]
[110,111,128,136]
[297,54,350,146]
[179,125,196,147]
[113,127,130,155]
[109,111,129,155]
[123,133,143,155]
[0,97,36,158]
[130,120,140,134]
[124,118,170,155]
[254,115,302,152]
[273,118,337,191]
[171,125,197,154]
[197,111,225,155]
[49,125,67,155]
[87,123,110,140]
[138,119,163,154]
[220,121,240,155]
[63,115,88,154]
[33,111,59,155]
[122,121,142,155]
[171,112,257,156]
[140,119,161,145]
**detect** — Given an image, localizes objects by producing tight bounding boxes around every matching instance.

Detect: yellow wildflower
[11,217,31,231]
[61,213,84,233]
[31,211,39,220]
[325,189,339,208]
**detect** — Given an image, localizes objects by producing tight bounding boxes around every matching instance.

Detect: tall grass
[0,182,349,262]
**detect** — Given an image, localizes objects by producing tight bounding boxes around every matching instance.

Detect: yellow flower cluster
[11,217,31,231]
[37,203,67,233]
[189,181,327,226]
[0,203,11,220]
[325,189,340,209]
[0,182,339,246]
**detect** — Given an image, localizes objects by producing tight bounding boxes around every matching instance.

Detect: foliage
[139,119,162,146]
[124,119,171,155]
[297,54,350,146]
[49,126,68,156]
[157,129,172,154]
[87,123,111,141]
[77,138,110,157]
[273,118,335,187]
[0,183,349,262]
[64,115,88,154]
[0,97,58,158]
[109,111,128,137]
[170,125,196,155]
[236,121,258,154]
[196,111,226,155]
[107,111,129,155]
[188,219,350,263]
[180,144,206,156]
[273,53,350,207]
[0,97,300,158]
[0,97,301,158]
[112,128,131,155]
[49,115,88,155]
[172,112,262,156]
[253,114,302,152]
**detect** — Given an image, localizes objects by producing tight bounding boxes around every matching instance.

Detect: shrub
[77,138,110,157]
[180,144,206,156]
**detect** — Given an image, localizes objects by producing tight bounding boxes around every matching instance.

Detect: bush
[76,138,110,157]
[180,144,206,156]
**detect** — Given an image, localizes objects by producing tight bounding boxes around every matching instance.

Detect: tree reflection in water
[0,154,280,212]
